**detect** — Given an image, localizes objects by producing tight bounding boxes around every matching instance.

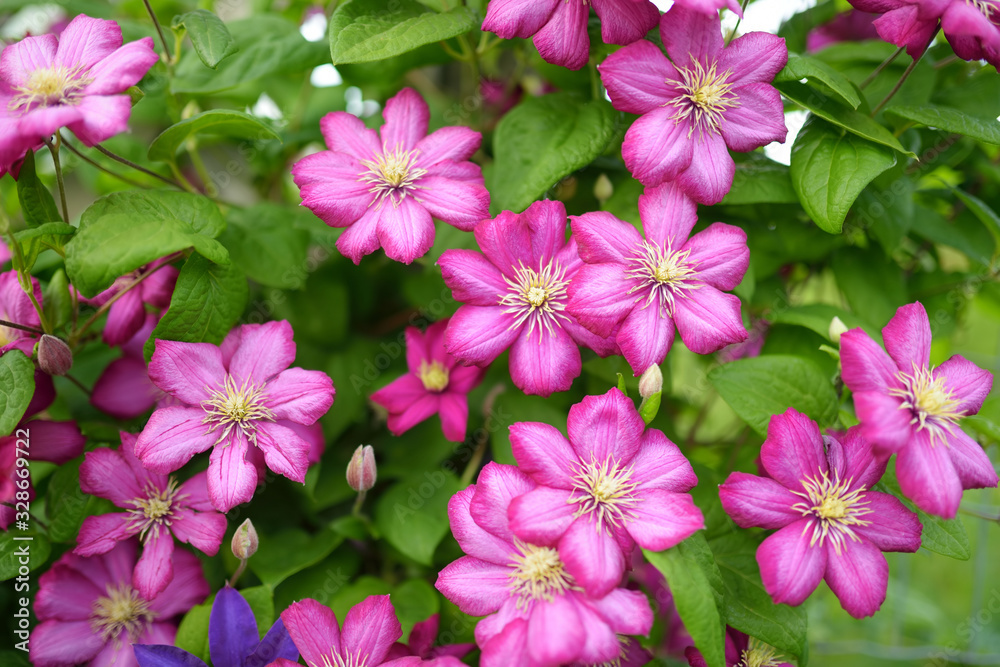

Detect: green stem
[59,134,147,188]
[871,31,937,116]
[64,373,91,396]
[229,559,247,587]
[142,0,172,62]
[0,319,45,336]
[93,144,185,189]
[860,45,904,89]
[352,489,368,517]
[726,0,751,45]
[185,139,214,196]
[44,137,70,223]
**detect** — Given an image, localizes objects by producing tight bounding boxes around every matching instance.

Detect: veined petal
[569,212,643,265]
[281,599,342,667]
[254,421,311,484]
[206,433,258,513]
[660,5,725,68]
[386,393,440,435]
[718,31,789,85]
[170,508,227,556]
[414,126,482,165]
[630,429,698,492]
[444,305,520,366]
[74,513,136,556]
[482,0,560,39]
[895,429,962,518]
[598,40,678,115]
[148,340,226,405]
[593,0,661,46]
[944,426,999,491]
[65,94,133,146]
[0,34,58,88]
[264,367,335,425]
[470,462,537,541]
[673,285,747,354]
[29,620,104,667]
[293,151,371,228]
[229,320,296,385]
[682,222,749,292]
[55,15,122,70]
[438,249,508,307]
[719,83,788,152]
[526,595,584,665]
[376,197,436,265]
[509,421,576,489]
[760,409,828,489]
[83,37,157,96]
[532,0,590,70]
[508,487,577,546]
[371,374,427,415]
[336,204,382,264]
[823,538,888,619]
[617,298,675,377]
[883,302,932,370]
[622,108,695,187]
[435,557,511,617]
[851,491,921,553]
[508,325,581,397]
[381,88,429,152]
[134,407,218,474]
[414,176,490,231]
[639,181,699,248]
[559,517,628,598]
[320,111,380,159]
[757,519,827,606]
[853,390,912,453]
[935,355,993,415]
[448,485,517,565]
[840,328,900,394]
[625,488,704,551]
[567,388,644,464]
[719,472,801,529]
[91,356,159,420]
[676,130,736,206]
[566,263,636,339]
[341,595,402,666]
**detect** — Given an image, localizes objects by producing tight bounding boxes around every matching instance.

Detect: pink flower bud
[346,445,376,492]
[231,518,258,560]
[37,335,72,376]
[638,364,662,399]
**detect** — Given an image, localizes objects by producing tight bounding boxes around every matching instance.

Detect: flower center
[498,260,571,340]
[739,638,786,667]
[201,375,276,447]
[320,652,369,667]
[358,145,427,208]
[417,360,449,392]
[968,0,1000,24]
[668,60,738,134]
[10,65,92,113]
[790,468,872,555]
[127,478,184,543]
[508,540,577,606]
[625,241,700,316]
[90,583,156,643]
[568,455,640,533]
[888,363,962,446]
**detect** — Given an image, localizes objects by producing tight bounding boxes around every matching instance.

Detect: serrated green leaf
[777,53,862,109]
[173,9,238,69]
[250,528,343,589]
[790,116,896,233]
[0,531,50,581]
[16,150,61,227]
[375,472,461,566]
[885,104,1000,144]
[709,355,839,436]
[0,352,35,437]
[329,0,478,65]
[149,110,279,162]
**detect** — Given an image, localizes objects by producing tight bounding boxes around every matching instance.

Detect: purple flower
[686,627,792,667]
[567,182,749,376]
[719,409,922,618]
[840,301,998,518]
[439,199,619,397]
[0,14,158,174]
[134,320,335,512]
[481,0,660,70]
[371,318,487,442]
[75,432,227,599]
[133,585,298,667]
[293,87,489,265]
[598,6,788,204]
[507,388,704,597]
[83,257,178,347]
[436,462,654,667]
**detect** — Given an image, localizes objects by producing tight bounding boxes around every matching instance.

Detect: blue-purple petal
[209,586,261,667]
[245,618,300,667]
[134,645,208,667]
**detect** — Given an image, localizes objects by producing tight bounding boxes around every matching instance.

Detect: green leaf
[776,53,862,109]
[43,269,73,332]
[884,104,1000,144]
[723,154,799,205]
[80,190,226,238]
[709,355,839,436]
[392,579,440,638]
[241,585,275,635]
[329,0,478,65]
[776,81,914,156]
[769,304,879,343]
[175,600,211,662]
[144,253,248,362]
[790,116,896,233]
[490,93,616,214]
[16,151,60,226]
[149,110,280,163]
[831,246,906,327]
[644,535,726,667]
[172,9,238,69]
[951,187,1000,248]
[375,471,462,566]
[250,527,343,589]
[0,352,35,437]
[711,532,809,660]
[879,464,970,560]
[45,459,111,543]
[0,531,51,581]
[220,204,311,289]
[14,222,75,275]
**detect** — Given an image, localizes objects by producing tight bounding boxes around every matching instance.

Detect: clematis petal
[895,429,963,518]
[508,325,581,398]
[438,249,508,307]
[147,340,226,405]
[682,222,749,292]
[509,421,576,489]
[617,300,675,377]
[532,0,590,70]
[567,388,644,463]
[853,390,912,453]
[569,212,643,265]
[719,472,802,529]
[673,286,747,355]
[882,302,932,370]
[757,519,827,606]
[414,176,490,231]
[55,15,122,69]
[444,305,520,366]
[206,433,258,513]
[840,328,899,393]
[599,40,678,115]
[622,109,695,188]
[448,485,517,565]
[851,491,922,553]
[470,462,537,541]
[676,130,736,206]
[660,5,725,68]
[935,355,993,415]
[281,599,342,667]
[133,528,175,600]
[254,421,311,484]
[944,426,1000,491]
[377,197,436,265]
[639,181,700,248]
[341,595,402,666]
[293,151,371,228]
[414,126,482,165]
[593,0,661,46]
[527,595,584,665]
[823,538,889,619]
[435,557,511,617]
[482,0,560,38]
[508,487,577,546]
[209,586,259,667]
[630,429,699,492]
[625,488,704,551]
[760,408,828,489]
[228,320,296,385]
[559,517,628,598]
[566,263,636,339]
[134,407,218,474]
[336,205,382,264]
[264,367,335,425]
[718,31,789,85]
[719,83,788,152]
[381,88,429,152]
[320,111,380,159]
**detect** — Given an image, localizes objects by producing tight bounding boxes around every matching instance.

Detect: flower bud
[594,173,614,203]
[638,364,663,399]
[828,316,849,345]
[346,445,376,492]
[231,518,258,560]
[37,335,72,376]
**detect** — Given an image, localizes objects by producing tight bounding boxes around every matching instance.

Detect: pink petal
[559,517,627,598]
[414,126,482,165]
[569,212,643,265]
[757,519,827,606]
[872,6,938,58]
[532,0,590,70]
[583,587,654,636]
[480,617,530,667]
[293,151,371,228]
[0,34,57,88]
[718,31,789,85]
[622,107,695,187]
[626,488,704,551]
[469,462,537,542]
[336,204,382,264]
[381,88,429,152]
[566,263,636,339]
[521,199,569,266]
[676,130,736,205]
[823,538,888,618]
[376,198,436,264]
[527,595,584,665]
[945,426,1000,491]
[840,328,899,394]
[508,486,577,545]
[630,428,699,492]
[26,420,85,464]
[265,367,335,424]
[473,210,532,275]
[435,556,511,616]
[661,6,725,68]
[895,430,962,518]
[91,356,159,420]
[35,564,104,620]
[170,508,227,555]
[56,15,122,69]
[673,286,747,354]
[719,472,802,529]
[446,364,486,394]
[509,421,577,489]
[371,374,427,415]
[438,392,468,442]
[386,393,440,435]
[229,320,295,384]
[206,433,258,512]
[567,388,644,464]
[134,406,217,474]
[681,222,749,292]
[593,0,661,46]
[133,528,175,600]
[936,355,993,415]
[320,111,380,159]
[29,621,103,667]
[482,0,559,38]
[342,595,402,665]
[414,176,489,231]
[616,300,675,376]
[509,325,581,397]
[102,289,146,346]
[281,599,343,666]
[255,421,311,483]
[760,409,828,489]
[64,94,133,146]
[83,37,157,96]
[598,40,676,115]
[882,302,931,371]
[719,83,788,152]
[853,390,912,453]
[148,340,226,405]
[851,491,922,553]
[444,305,520,366]
[638,181,699,248]
[833,425,887,491]
[75,513,136,556]
[438,249,508,307]
[448,485,517,565]
[79,446,143,505]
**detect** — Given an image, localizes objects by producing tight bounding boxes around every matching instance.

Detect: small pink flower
[293,88,489,265]
[807,9,881,51]
[371,319,487,442]
[134,320,335,512]
[568,182,749,375]
[91,313,165,420]
[439,199,619,397]
[599,6,787,203]
[686,627,793,667]
[482,0,660,70]
[436,462,654,667]
[384,614,475,662]
[0,15,158,174]
[84,257,178,347]
[719,409,922,618]
[0,270,43,357]
[30,540,209,667]
[507,388,704,597]
[840,301,997,518]
[75,431,227,599]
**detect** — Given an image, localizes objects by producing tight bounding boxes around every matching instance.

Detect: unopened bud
[594,173,614,203]
[347,445,376,492]
[828,316,849,345]
[231,519,258,560]
[638,364,663,399]
[37,335,72,376]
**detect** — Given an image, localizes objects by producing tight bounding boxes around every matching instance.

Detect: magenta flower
[840,302,997,518]
[674,0,744,16]
[84,257,178,346]
[91,313,165,420]
[686,628,792,667]
[293,87,489,265]
[568,182,749,376]
[719,410,922,618]
[384,614,475,663]
[75,431,227,599]
[436,462,654,666]
[481,0,660,70]
[0,270,43,357]
[807,10,881,52]
[371,318,487,442]
[134,320,336,512]
[277,595,465,667]
[598,6,788,204]
[30,540,209,667]
[0,15,158,174]
[439,199,619,397]
[507,388,704,597]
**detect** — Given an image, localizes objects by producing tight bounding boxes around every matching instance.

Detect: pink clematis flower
[75,431,228,599]
[84,257,178,347]
[568,182,749,376]
[134,320,336,512]
[840,302,997,518]
[439,199,619,397]
[277,595,465,667]
[30,540,209,667]
[481,0,660,70]
[91,313,165,420]
[385,614,475,663]
[507,388,704,597]
[436,462,655,667]
[293,87,489,265]
[0,14,158,174]
[0,270,43,357]
[686,627,792,667]
[599,6,788,204]
[807,10,881,51]
[371,318,487,442]
[719,409,923,618]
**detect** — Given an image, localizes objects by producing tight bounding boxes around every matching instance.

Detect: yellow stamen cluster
[739,638,786,667]
[790,468,872,555]
[508,540,577,607]
[417,360,449,392]
[358,145,427,208]
[127,478,185,543]
[90,583,156,644]
[320,651,370,667]
[888,363,963,446]
[201,375,276,447]
[569,455,640,533]
[668,60,739,135]
[968,0,1000,24]
[10,65,91,113]
[625,241,700,315]
[498,261,571,340]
